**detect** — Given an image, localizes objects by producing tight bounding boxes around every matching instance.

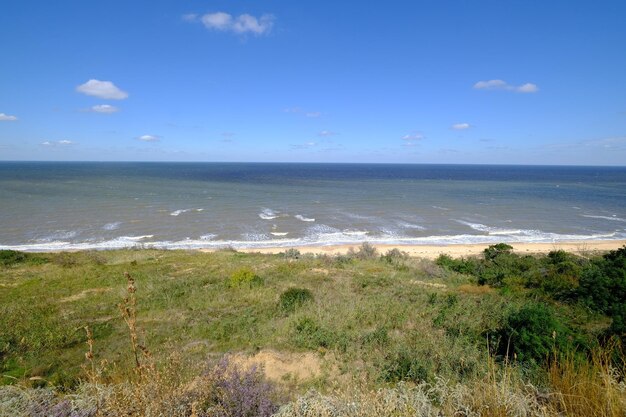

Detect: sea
[0,162,625,251]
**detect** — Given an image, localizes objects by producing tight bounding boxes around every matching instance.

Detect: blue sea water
[0,162,625,251]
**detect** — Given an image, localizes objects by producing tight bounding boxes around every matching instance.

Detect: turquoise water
[0,162,625,251]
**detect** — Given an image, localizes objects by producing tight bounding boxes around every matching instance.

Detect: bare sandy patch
[60,287,112,303]
[411,280,447,289]
[200,240,625,259]
[231,349,321,383]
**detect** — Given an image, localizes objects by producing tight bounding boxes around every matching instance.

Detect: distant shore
[200,239,626,259]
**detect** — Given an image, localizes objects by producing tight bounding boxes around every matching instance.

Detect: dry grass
[548,343,626,417]
[457,284,495,295]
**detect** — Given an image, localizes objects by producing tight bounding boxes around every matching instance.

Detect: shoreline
[200,239,626,259]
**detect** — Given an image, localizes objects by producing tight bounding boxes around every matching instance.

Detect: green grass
[0,247,619,397]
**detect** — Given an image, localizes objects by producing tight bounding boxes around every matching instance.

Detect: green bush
[279,288,313,313]
[483,243,513,261]
[496,303,573,364]
[0,250,27,266]
[228,268,263,288]
[435,254,478,275]
[578,246,626,317]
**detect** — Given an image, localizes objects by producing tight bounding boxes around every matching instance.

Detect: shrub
[0,250,27,266]
[381,248,408,263]
[348,242,378,260]
[483,243,513,261]
[577,246,626,317]
[281,248,301,260]
[204,356,279,417]
[435,254,478,275]
[496,303,573,364]
[279,288,313,313]
[228,268,263,288]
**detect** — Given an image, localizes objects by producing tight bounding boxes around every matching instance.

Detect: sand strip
[201,240,625,259]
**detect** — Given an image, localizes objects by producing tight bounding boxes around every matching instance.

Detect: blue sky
[1,0,625,164]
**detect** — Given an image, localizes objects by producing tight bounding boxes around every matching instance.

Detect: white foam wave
[397,221,426,230]
[295,214,315,222]
[103,222,121,231]
[456,220,524,235]
[259,208,279,220]
[581,214,626,222]
[170,209,192,216]
[271,232,289,236]
[343,230,368,236]
[36,230,78,242]
[200,234,217,240]
[242,233,270,241]
[432,206,450,211]
[1,228,623,253]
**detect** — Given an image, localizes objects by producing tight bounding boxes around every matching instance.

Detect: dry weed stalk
[118,271,151,377]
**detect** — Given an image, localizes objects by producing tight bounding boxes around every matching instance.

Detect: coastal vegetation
[0,245,624,416]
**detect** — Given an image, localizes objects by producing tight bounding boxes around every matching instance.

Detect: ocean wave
[200,234,217,240]
[1,229,624,252]
[170,209,192,216]
[295,214,315,222]
[397,221,426,230]
[271,232,289,236]
[36,230,78,242]
[455,220,524,235]
[259,208,280,220]
[343,230,368,236]
[581,214,626,222]
[103,222,121,231]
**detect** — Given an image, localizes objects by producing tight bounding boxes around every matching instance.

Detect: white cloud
[182,13,198,22]
[138,134,160,142]
[91,104,119,113]
[41,140,74,146]
[517,83,539,93]
[318,130,337,137]
[306,112,321,118]
[76,79,128,100]
[0,113,18,121]
[402,133,424,141]
[200,12,274,35]
[291,141,317,150]
[473,79,539,93]
[452,123,471,130]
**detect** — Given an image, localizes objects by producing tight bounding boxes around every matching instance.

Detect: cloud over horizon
[189,12,274,36]
[0,113,18,121]
[76,80,129,100]
[474,79,538,93]
[402,133,424,146]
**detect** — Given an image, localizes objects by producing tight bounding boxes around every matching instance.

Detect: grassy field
[0,245,624,416]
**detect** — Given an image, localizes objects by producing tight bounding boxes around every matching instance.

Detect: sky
[1,0,625,165]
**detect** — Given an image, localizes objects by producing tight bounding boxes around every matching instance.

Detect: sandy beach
[202,240,626,259]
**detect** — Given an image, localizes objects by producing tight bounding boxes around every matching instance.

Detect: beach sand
[201,240,626,259]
